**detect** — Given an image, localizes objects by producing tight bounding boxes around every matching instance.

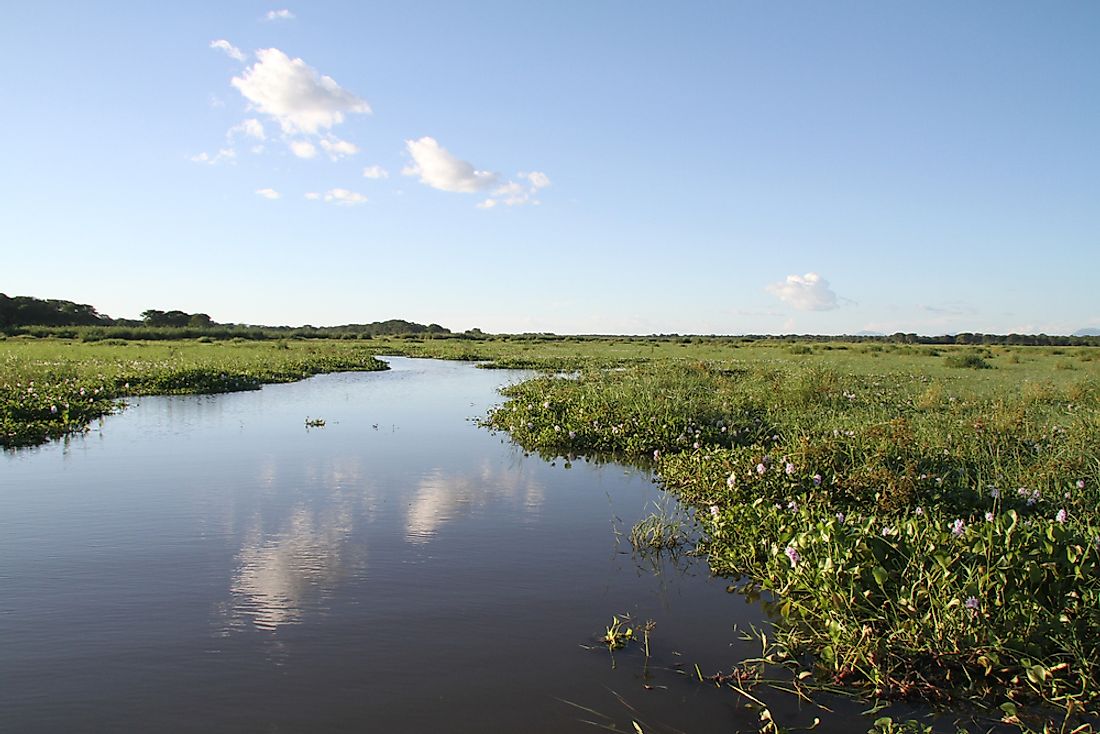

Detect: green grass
[0,338,386,447]
[473,340,1100,725]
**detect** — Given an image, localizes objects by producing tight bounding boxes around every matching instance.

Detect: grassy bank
[479,342,1100,727]
[0,338,387,448]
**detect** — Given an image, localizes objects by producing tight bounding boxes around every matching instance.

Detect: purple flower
[693,441,700,449]
[709,505,720,519]
[1056,509,1067,524]
[964,596,980,613]
[989,487,1000,500]
[653,449,660,460]
[787,500,799,511]
[836,512,846,523]
[756,463,766,475]
[914,507,924,516]
[951,518,966,537]
[984,511,994,522]
[1077,480,1086,490]
[726,473,737,489]
[813,474,822,487]
[568,430,576,439]
[784,545,801,567]
[785,462,795,476]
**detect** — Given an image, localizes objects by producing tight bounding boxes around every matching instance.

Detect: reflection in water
[229,506,354,630]
[225,457,368,632]
[406,460,545,544]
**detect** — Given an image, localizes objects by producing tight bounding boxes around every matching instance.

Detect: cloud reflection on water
[405,460,545,544]
[223,457,367,632]
[222,455,544,633]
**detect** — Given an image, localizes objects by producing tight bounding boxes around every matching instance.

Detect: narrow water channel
[1,357,871,733]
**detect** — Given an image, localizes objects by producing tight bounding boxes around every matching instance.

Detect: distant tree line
[0,293,452,339]
[0,293,110,327]
[2,293,1098,345]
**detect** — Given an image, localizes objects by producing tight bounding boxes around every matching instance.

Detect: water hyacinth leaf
[872,566,889,587]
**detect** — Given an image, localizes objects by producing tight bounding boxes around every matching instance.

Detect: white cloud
[478,170,551,209]
[191,148,237,165]
[766,272,840,311]
[289,140,317,159]
[402,137,498,193]
[362,165,389,179]
[255,188,281,199]
[323,188,368,205]
[319,137,358,160]
[229,118,266,141]
[304,192,321,200]
[210,39,246,62]
[265,9,295,21]
[231,48,370,135]
[523,171,551,189]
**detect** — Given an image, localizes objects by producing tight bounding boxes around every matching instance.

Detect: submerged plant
[600,615,635,651]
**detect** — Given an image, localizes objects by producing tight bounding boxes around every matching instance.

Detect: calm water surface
[1,358,869,732]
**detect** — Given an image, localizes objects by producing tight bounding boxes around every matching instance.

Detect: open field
[4,335,1099,729]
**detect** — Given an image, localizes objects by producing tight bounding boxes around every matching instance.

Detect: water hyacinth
[812,473,822,487]
[1055,508,1067,524]
[756,463,766,475]
[951,518,966,537]
[964,596,980,613]
[784,545,801,567]
[785,462,795,475]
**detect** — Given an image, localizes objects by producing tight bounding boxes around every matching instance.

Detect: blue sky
[3,1,1098,334]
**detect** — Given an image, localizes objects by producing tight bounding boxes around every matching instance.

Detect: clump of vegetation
[945,353,993,369]
[629,499,692,553]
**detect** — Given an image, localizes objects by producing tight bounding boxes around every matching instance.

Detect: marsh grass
[629,498,693,554]
[479,343,1100,724]
[0,339,386,447]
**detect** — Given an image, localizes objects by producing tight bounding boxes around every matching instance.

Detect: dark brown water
[1,358,874,733]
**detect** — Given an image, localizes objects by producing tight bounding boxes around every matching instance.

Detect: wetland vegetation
[3,332,1099,731]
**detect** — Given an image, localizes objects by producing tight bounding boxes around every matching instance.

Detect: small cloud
[362,165,389,179]
[255,188,281,199]
[210,39,246,62]
[304,192,321,200]
[319,136,358,160]
[402,137,498,193]
[264,9,295,21]
[229,118,266,141]
[323,188,367,205]
[231,48,370,136]
[523,171,551,189]
[191,148,237,165]
[289,140,317,159]
[478,171,551,209]
[766,272,840,311]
